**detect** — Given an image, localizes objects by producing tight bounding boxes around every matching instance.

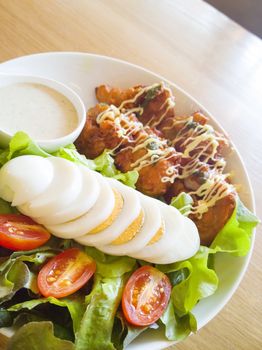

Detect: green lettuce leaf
[170,192,193,216]
[75,248,136,350]
[0,198,15,214]
[0,244,61,303]
[0,132,49,167]
[12,312,74,342]
[89,150,138,188]
[0,260,37,302]
[8,295,85,334]
[0,309,13,327]
[75,274,124,350]
[52,144,96,170]
[156,247,217,341]
[84,246,136,278]
[157,246,218,316]
[160,302,196,341]
[112,311,155,350]
[7,321,75,350]
[211,197,259,256]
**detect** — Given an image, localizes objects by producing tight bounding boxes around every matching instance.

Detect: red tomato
[37,248,96,298]
[122,265,172,326]
[0,214,50,251]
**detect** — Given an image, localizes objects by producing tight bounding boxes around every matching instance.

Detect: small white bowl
[0,73,86,152]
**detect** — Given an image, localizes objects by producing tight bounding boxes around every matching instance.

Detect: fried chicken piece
[115,147,180,197]
[96,84,228,158]
[95,84,142,108]
[160,112,208,141]
[96,83,175,127]
[161,115,228,164]
[138,85,175,127]
[96,84,227,159]
[75,103,181,197]
[164,168,209,203]
[75,104,138,159]
[191,193,236,246]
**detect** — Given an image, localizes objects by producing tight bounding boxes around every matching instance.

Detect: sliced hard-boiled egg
[18,157,82,218]
[0,155,54,206]
[132,202,199,263]
[75,178,143,246]
[0,154,200,265]
[46,174,120,238]
[34,165,100,225]
[149,216,199,264]
[97,193,163,256]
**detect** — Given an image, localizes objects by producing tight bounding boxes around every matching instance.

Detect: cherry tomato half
[122,265,172,326]
[37,248,96,298]
[0,214,50,251]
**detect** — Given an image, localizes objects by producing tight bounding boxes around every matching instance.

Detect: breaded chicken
[75,103,181,197]
[75,104,120,158]
[191,193,236,246]
[96,83,174,127]
[95,84,142,109]
[115,146,180,197]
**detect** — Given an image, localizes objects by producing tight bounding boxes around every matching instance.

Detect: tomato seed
[47,277,56,283]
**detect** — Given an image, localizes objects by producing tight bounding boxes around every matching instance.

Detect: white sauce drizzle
[96,104,178,173]
[118,83,162,111]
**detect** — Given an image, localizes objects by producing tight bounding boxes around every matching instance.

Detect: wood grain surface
[0,0,261,349]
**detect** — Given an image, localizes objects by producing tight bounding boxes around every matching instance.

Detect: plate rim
[0,51,257,348]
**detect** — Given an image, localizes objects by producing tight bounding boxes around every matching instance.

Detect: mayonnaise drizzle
[189,173,234,218]
[96,104,178,173]
[118,83,162,111]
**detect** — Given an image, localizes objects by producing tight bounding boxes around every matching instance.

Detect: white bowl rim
[0,72,86,149]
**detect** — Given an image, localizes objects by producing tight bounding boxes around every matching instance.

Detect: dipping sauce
[0,83,78,140]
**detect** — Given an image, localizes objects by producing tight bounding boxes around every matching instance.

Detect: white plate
[0,52,256,350]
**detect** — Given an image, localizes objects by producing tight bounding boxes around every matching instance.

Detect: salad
[0,81,259,350]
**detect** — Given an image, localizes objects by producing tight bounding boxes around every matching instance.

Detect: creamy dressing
[0,83,78,139]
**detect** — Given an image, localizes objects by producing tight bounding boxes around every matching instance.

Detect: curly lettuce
[0,132,259,348]
[7,322,75,350]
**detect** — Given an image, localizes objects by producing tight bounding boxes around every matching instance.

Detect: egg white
[131,202,199,263]
[75,178,142,246]
[149,216,199,264]
[19,157,82,218]
[46,173,116,238]
[34,166,100,225]
[0,155,53,206]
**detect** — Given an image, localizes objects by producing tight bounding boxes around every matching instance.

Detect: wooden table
[0,0,261,349]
